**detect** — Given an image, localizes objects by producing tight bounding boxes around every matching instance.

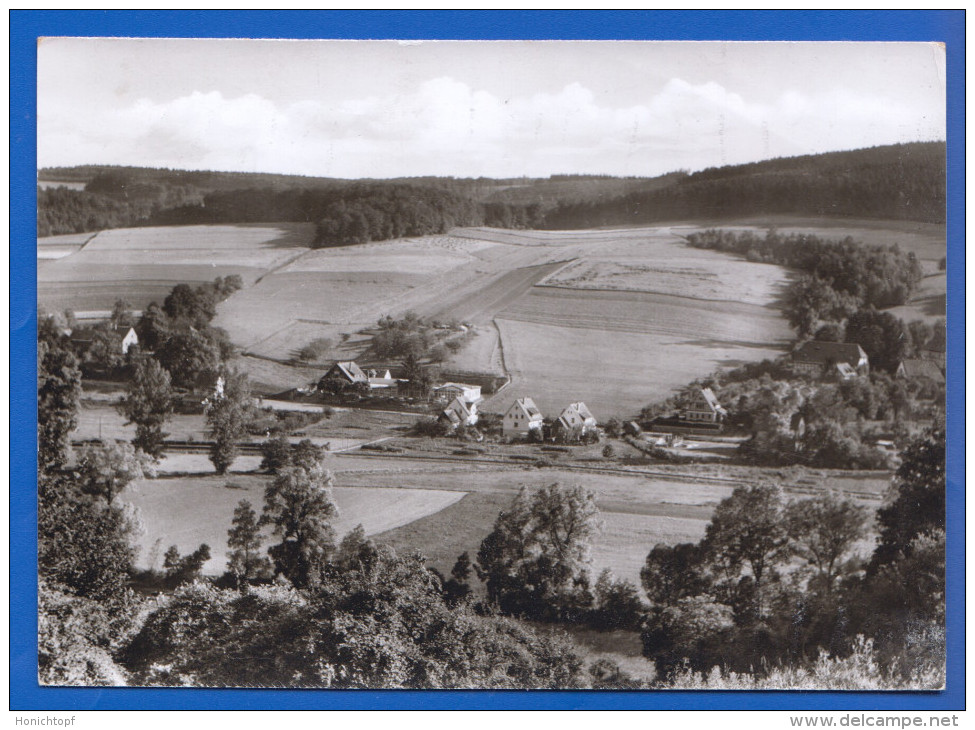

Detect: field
[121,473,465,575]
[51,222,804,407]
[673,217,947,325]
[38,223,315,314]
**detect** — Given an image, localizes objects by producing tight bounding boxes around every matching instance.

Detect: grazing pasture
[490,290,790,416]
[122,474,465,575]
[38,223,314,313]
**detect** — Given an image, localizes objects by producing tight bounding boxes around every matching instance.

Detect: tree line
[541,142,946,228]
[39,142,944,239]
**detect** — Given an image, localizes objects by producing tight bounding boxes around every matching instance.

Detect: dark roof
[898,359,945,382]
[793,341,868,367]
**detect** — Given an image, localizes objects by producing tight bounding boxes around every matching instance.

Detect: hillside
[37,142,945,239]
[542,142,946,227]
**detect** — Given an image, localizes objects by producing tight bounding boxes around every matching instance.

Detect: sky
[37,39,946,179]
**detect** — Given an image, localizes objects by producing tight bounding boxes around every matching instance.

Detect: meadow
[38,223,315,314]
[121,473,465,575]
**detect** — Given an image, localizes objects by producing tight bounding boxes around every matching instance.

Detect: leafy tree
[163,544,212,587]
[870,427,945,571]
[76,440,151,504]
[204,370,252,474]
[641,542,710,606]
[292,439,327,471]
[261,464,339,588]
[38,473,139,602]
[38,578,130,686]
[109,298,135,331]
[83,322,126,372]
[156,327,221,389]
[135,302,170,353]
[813,322,845,342]
[442,551,474,607]
[784,275,856,336]
[121,551,587,688]
[590,569,644,630]
[702,484,789,616]
[260,434,292,473]
[785,492,869,595]
[163,283,216,326]
[845,309,910,374]
[38,339,83,473]
[641,596,735,678]
[117,357,174,458]
[227,500,271,588]
[476,484,599,622]
[333,524,380,573]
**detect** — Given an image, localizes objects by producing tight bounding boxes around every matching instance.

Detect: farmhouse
[433,382,482,404]
[896,358,945,384]
[552,402,597,440]
[792,341,869,377]
[680,387,727,423]
[121,327,139,355]
[439,396,479,430]
[323,361,368,385]
[503,397,544,438]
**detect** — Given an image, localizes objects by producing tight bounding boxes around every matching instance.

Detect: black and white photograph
[36,38,947,690]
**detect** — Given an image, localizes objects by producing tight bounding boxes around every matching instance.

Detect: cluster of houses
[316,338,946,442]
[791,340,945,385]
[495,397,598,441]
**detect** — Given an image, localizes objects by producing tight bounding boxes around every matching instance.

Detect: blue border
[11,10,964,711]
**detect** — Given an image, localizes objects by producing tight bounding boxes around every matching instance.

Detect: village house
[551,401,597,441]
[323,361,368,385]
[121,326,139,355]
[433,382,482,404]
[439,396,479,431]
[896,358,946,384]
[792,341,869,378]
[502,397,544,438]
[680,387,727,423]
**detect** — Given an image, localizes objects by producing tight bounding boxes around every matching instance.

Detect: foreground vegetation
[39,307,945,687]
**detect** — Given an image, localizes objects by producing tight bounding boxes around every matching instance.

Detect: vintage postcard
[33,36,948,693]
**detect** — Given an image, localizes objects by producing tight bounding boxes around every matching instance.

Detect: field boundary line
[251,247,312,286]
[532,281,780,309]
[489,318,512,397]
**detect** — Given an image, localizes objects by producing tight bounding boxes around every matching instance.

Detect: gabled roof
[330,361,367,382]
[898,359,945,383]
[557,401,596,428]
[441,397,472,422]
[506,397,543,420]
[835,362,858,379]
[793,341,868,367]
[699,387,726,415]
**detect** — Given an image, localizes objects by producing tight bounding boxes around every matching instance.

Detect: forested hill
[541,142,946,228]
[37,142,944,240]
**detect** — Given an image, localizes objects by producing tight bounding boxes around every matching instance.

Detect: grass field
[672,218,947,327]
[122,474,465,575]
[38,223,314,313]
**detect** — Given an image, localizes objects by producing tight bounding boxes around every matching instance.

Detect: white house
[553,402,597,437]
[121,327,139,355]
[503,397,544,438]
[680,387,727,423]
[433,382,482,404]
[439,397,479,430]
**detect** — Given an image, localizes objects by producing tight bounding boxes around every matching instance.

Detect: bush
[296,338,333,362]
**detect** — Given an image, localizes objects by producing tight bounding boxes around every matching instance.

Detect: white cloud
[38,76,945,178]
